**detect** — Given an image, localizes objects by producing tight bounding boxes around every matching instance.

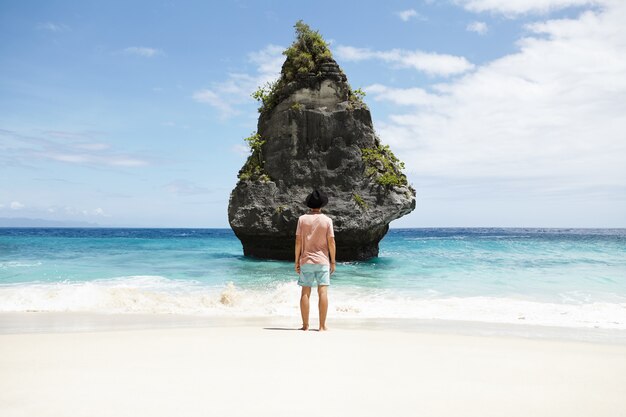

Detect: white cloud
[122,47,163,58]
[192,89,238,118]
[248,44,285,82]
[74,143,110,151]
[335,46,474,77]
[42,152,147,167]
[36,22,69,32]
[44,130,94,140]
[106,157,147,167]
[0,129,149,168]
[366,2,626,200]
[456,0,601,15]
[164,180,211,196]
[92,208,112,217]
[232,144,250,157]
[366,84,444,107]
[395,9,422,21]
[0,203,113,222]
[193,44,284,118]
[467,21,489,34]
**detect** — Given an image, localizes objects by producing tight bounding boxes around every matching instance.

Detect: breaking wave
[1,275,625,330]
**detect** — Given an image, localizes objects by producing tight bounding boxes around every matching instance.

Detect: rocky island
[228,21,415,261]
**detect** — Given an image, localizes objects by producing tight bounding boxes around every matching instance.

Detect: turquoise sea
[1,228,625,329]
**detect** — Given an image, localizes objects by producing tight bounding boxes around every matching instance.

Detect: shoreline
[2,311,626,344]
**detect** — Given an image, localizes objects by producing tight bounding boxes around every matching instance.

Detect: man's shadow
[263,327,320,331]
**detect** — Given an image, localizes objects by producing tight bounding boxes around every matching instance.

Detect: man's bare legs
[299,286,311,330]
[299,285,328,331]
[318,285,328,331]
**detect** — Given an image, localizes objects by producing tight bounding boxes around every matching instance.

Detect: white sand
[1,317,626,417]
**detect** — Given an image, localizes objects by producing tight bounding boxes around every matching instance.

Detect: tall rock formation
[228,22,415,261]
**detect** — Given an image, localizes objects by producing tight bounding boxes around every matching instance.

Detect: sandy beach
[1,314,625,417]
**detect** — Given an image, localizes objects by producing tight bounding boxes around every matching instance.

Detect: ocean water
[1,228,625,330]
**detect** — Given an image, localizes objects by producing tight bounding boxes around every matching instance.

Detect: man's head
[305,189,328,209]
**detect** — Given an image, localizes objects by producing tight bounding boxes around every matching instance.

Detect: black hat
[305,189,328,209]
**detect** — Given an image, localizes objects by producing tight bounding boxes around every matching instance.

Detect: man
[294,189,336,331]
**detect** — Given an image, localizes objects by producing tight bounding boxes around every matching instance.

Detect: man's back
[296,213,334,265]
[295,190,335,332]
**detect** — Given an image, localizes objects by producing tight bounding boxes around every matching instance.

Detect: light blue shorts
[298,264,330,287]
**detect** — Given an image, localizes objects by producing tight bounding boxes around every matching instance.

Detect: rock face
[228,51,415,261]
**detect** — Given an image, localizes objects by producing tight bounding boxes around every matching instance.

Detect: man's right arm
[295,236,301,274]
[327,236,336,274]
[295,218,301,274]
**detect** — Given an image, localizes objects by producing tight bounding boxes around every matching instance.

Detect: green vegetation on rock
[350,87,366,103]
[244,132,265,153]
[252,81,280,115]
[353,193,368,209]
[252,20,333,114]
[238,132,271,182]
[282,20,332,81]
[361,144,408,188]
[347,87,367,111]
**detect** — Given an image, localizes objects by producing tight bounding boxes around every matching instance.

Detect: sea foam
[1,275,624,329]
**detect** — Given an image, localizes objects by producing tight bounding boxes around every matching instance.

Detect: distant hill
[0,217,100,228]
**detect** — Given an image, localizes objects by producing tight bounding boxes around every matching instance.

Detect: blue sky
[1,0,624,227]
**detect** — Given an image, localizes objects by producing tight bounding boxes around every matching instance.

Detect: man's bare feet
[318,326,328,332]
[299,325,309,331]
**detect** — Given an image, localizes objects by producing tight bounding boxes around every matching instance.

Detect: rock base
[234,224,388,262]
